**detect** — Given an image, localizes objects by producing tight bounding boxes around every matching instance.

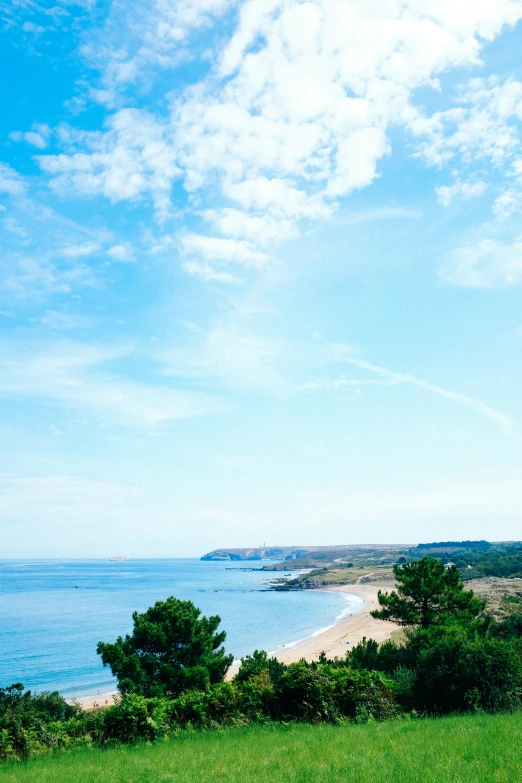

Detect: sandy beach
[73,582,397,703]
[274,583,398,665]
[68,692,119,710]
[226,581,397,679]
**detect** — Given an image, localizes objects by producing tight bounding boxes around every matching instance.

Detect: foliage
[410,622,522,714]
[347,636,410,675]
[346,616,522,715]
[0,685,81,762]
[461,551,522,580]
[490,613,522,640]
[371,557,485,628]
[97,596,233,698]
[416,540,491,551]
[100,694,170,743]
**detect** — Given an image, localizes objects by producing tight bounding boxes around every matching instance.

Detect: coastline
[226,581,397,678]
[72,582,397,704]
[273,583,397,665]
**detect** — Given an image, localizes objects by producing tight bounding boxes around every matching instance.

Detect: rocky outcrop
[271,578,327,590]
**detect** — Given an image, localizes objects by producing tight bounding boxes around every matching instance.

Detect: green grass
[2,712,522,782]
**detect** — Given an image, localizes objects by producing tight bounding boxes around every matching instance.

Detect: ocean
[0,559,363,698]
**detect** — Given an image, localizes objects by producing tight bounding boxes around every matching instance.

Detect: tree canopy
[370,557,485,628]
[97,596,233,698]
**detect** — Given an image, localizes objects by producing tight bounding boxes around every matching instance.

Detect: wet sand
[226,582,397,678]
[274,583,397,664]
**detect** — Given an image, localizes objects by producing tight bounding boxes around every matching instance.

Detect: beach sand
[68,692,119,710]
[274,583,397,664]
[226,582,397,678]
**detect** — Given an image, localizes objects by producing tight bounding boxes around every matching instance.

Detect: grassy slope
[2,712,522,783]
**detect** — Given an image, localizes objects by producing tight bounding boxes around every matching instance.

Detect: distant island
[108,556,129,562]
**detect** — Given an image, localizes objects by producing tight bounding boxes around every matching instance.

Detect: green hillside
[2,711,522,783]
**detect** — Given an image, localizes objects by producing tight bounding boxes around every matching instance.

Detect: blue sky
[2,0,522,557]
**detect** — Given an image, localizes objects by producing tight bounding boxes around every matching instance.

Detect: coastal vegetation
[266,539,522,590]
[97,596,233,698]
[4,554,522,769]
[370,557,486,628]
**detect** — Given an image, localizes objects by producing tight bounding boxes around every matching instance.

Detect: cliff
[200,544,403,562]
[201,547,300,561]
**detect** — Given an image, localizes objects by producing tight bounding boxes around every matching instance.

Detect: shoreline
[226,581,397,678]
[67,691,119,710]
[72,582,397,705]
[273,583,397,665]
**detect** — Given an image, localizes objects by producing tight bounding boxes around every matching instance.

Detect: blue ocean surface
[0,559,362,698]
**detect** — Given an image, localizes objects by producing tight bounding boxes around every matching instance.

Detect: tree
[370,557,485,629]
[97,596,233,698]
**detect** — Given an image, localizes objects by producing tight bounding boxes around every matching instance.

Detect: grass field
[2,712,522,783]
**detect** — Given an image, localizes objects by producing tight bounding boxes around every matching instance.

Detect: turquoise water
[0,559,362,698]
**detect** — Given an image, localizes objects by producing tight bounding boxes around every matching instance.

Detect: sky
[2,0,522,557]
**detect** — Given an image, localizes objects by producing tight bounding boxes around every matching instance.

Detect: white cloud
[36,0,522,277]
[22,20,46,34]
[160,318,288,390]
[181,232,270,267]
[2,253,97,298]
[441,237,522,288]
[0,340,222,428]
[81,0,235,101]
[38,110,180,219]
[10,124,51,149]
[413,77,522,167]
[59,241,100,258]
[0,194,117,300]
[107,243,134,261]
[0,162,26,195]
[3,217,28,237]
[436,179,487,206]
[202,208,297,244]
[182,261,242,284]
[413,76,522,219]
[492,188,520,218]
[175,0,522,211]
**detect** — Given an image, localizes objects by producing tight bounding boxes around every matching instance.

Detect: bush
[0,685,81,762]
[327,667,397,721]
[276,663,335,722]
[411,624,522,714]
[347,637,411,675]
[101,694,170,743]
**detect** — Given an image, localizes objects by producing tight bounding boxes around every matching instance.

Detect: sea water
[0,559,363,698]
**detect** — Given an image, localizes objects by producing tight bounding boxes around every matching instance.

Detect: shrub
[101,694,170,743]
[411,623,522,714]
[327,667,397,721]
[0,685,81,762]
[275,662,335,722]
